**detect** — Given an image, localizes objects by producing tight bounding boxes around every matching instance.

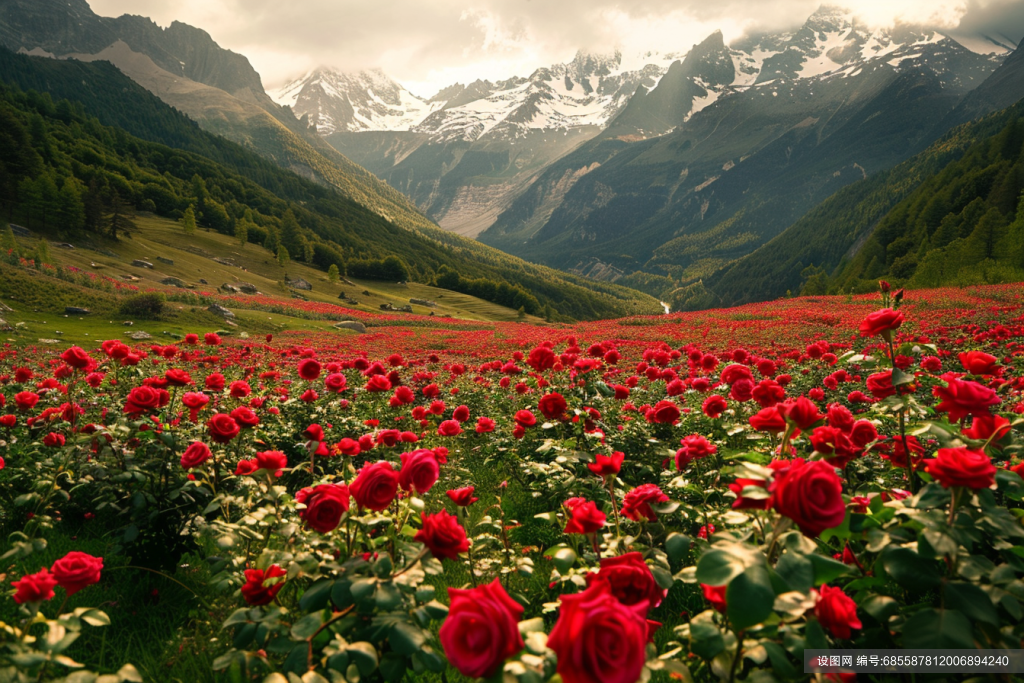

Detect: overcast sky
[88,0,1024,98]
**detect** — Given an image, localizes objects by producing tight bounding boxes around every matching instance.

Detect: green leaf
[331,581,354,609]
[860,595,898,624]
[290,612,324,640]
[651,566,675,590]
[891,367,915,387]
[943,582,998,626]
[726,564,775,631]
[299,579,334,612]
[375,582,403,611]
[551,547,577,573]
[350,578,377,602]
[807,554,852,585]
[695,549,745,586]
[389,621,426,657]
[116,664,144,682]
[282,643,309,676]
[775,552,813,593]
[380,653,406,682]
[346,642,378,677]
[880,546,940,591]
[762,641,799,679]
[666,533,692,564]
[689,613,725,660]
[901,609,975,649]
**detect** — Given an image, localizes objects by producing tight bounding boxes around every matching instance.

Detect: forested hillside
[0,49,660,320]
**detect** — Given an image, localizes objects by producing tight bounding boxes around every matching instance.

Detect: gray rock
[362,290,371,296]
[238,283,258,294]
[221,283,240,293]
[410,298,436,307]
[397,305,413,313]
[156,256,174,265]
[287,278,312,291]
[98,248,119,258]
[334,321,367,334]
[161,277,188,288]
[379,303,395,311]
[291,293,309,301]
[54,242,75,249]
[8,223,29,236]
[131,260,153,269]
[127,331,152,340]
[338,291,346,299]
[65,307,90,315]
[207,304,235,318]
[0,318,10,331]
[213,257,235,266]
[199,279,208,285]
[123,321,134,326]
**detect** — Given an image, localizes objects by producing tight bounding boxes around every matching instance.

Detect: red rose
[827,403,854,431]
[527,346,556,372]
[446,486,479,506]
[230,406,259,429]
[729,377,754,402]
[814,585,862,639]
[702,394,728,418]
[564,499,606,535]
[650,400,680,424]
[124,386,169,415]
[476,416,496,433]
[701,583,727,612]
[180,441,212,469]
[50,551,103,597]
[780,397,822,430]
[865,371,896,399]
[207,413,240,443]
[849,420,878,448]
[729,477,770,510]
[15,391,39,412]
[749,406,786,433]
[588,451,624,476]
[336,438,361,456]
[437,419,462,437]
[962,414,1011,445]
[11,568,58,604]
[164,368,192,387]
[933,378,1001,422]
[350,461,400,511]
[399,449,441,494]
[452,405,470,422]
[924,447,996,490]
[296,483,350,533]
[364,375,391,392]
[621,484,669,521]
[181,391,210,422]
[324,373,347,393]
[752,379,785,407]
[415,510,469,561]
[720,364,753,385]
[227,380,250,398]
[547,580,649,683]
[60,346,92,370]
[958,351,999,376]
[43,432,65,448]
[771,458,846,538]
[204,332,221,346]
[882,435,926,469]
[538,392,567,420]
[587,552,665,610]
[858,308,903,338]
[254,450,287,476]
[298,359,321,381]
[440,578,524,679]
[240,564,286,606]
[205,373,226,391]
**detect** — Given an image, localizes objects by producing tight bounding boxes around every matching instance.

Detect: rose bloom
[295,483,350,533]
[547,580,651,683]
[440,578,524,679]
[865,370,896,399]
[415,510,469,561]
[958,351,999,376]
[228,380,250,398]
[205,373,226,392]
[229,406,259,429]
[514,410,536,428]
[12,568,58,604]
[702,394,728,418]
[729,477,771,510]
[702,583,727,613]
[814,585,862,639]
[452,405,470,422]
[180,441,212,469]
[399,449,441,494]
[60,346,92,369]
[649,400,680,424]
[749,406,787,433]
[164,368,192,387]
[437,419,463,437]
[364,375,391,392]
[350,461,400,511]
[858,308,904,338]
[254,450,288,477]
[324,373,348,393]
[586,552,666,611]
[780,397,823,430]
[564,500,606,535]
[752,379,785,408]
[240,565,287,606]
[50,551,103,597]
[446,486,479,507]
[123,386,169,415]
[933,378,1001,422]
[620,484,669,521]
[297,358,321,381]
[588,451,624,477]
[207,413,240,443]
[476,416,496,433]
[538,392,568,420]
[924,447,996,490]
[43,432,66,448]
[771,458,846,538]
[962,414,1011,445]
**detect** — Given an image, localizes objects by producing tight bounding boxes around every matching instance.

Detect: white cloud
[86,0,1021,96]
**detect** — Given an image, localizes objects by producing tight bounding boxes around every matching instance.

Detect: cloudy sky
[88,0,1024,97]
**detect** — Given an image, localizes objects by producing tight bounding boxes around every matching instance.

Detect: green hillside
[0,50,661,321]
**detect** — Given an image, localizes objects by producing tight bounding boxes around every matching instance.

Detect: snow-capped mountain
[272,68,443,134]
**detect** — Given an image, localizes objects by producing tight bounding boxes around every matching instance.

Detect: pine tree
[1,223,19,257]
[107,190,136,240]
[280,209,302,253]
[57,177,85,232]
[180,205,197,235]
[277,244,290,267]
[83,178,104,233]
[263,226,279,253]
[235,218,248,247]
[35,237,52,265]
[34,173,60,230]
[327,264,340,283]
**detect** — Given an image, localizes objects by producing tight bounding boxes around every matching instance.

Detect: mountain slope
[702,43,1024,307]
[0,48,660,319]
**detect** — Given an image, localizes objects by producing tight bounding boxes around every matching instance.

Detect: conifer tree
[327,263,340,283]
[235,218,248,247]
[180,205,197,235]
[35,237,52,264]
[277,244,290,267]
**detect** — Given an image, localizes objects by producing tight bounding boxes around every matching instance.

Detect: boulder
[65,307,90,315]
[54,242,75,249]
[397,305,413,313]
[156,256,174,265]
[8,223,29,236]
[0,317,10,331]
[221,283,240,293]
[379,303,395,311]
[410,298,436,307]
[127,331,152,340]
[199,278,208,285]
[334,321,367,334]
[238,283,258,294]
[161,277,188,288]
[291,293,309,301]
[213,257,235,266]
[131,259,153,269]
[207,304,235,318]
[338,291,346,299]
[287,278,313,291]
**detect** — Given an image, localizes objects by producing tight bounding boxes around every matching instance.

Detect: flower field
[1,282,1023,683]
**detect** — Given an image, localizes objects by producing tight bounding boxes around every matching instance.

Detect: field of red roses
[1,282,1023,683]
